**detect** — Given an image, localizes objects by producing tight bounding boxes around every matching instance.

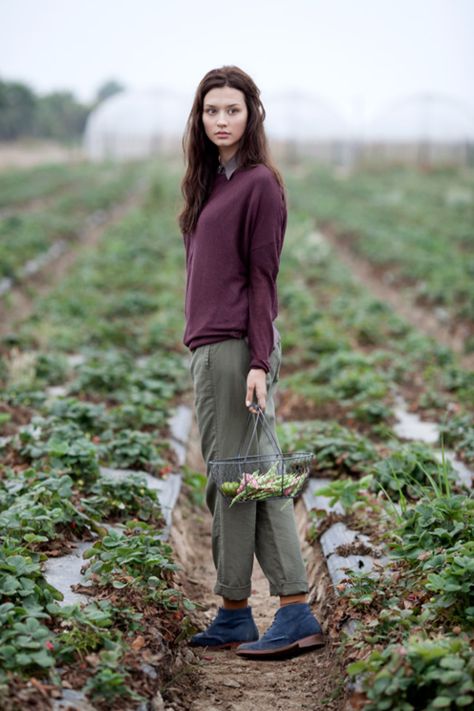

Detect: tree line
[0,78,124,143]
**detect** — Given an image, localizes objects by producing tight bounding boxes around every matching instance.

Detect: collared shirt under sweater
[182,155,286,373]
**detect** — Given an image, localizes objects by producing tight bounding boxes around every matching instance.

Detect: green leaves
[0,543,63,606]
[83,523,178,600]
[83,643,144,703]
[0,472,95,543]
[0,543,62,673]
[371,443,458,501]
[286,349,392,406]
[438,413,474,464]
[391,495,474,562]
[82,473,164,524]
[348,634,474,711]
[98,428,168,471]
[15,422,101,487]
[313,474,374,510]
[277,419,377,475]
[292,164,474,327]
[0,162,193,703]
[423,542,474,624]
[0,161,145,281]
[0,615,56,670]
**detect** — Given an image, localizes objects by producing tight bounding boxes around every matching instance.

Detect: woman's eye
[204,108,239,114]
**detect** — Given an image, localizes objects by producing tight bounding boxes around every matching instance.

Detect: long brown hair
[178,65,286,236]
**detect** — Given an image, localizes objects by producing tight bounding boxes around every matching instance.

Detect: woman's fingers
[246,369,267,412]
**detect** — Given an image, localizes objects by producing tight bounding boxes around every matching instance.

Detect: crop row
[276,215,474,460]
[0,159,150,282]
[0,162,140,209]
[286,163,474,339]
[0,159,197,709]
[1,156,473,708]
[275,182,474,709]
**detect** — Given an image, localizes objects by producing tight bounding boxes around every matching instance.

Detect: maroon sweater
[182,163,287,373]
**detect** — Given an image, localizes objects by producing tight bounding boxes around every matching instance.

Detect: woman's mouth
[216,132,230,136]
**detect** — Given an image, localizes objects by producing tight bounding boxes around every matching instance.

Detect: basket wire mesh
[208,405,314,505]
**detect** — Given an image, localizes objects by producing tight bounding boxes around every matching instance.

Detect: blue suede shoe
[235,603,324,658]
[189,606,259,650]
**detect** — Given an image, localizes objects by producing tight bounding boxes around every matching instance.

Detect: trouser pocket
[190,344,210,382]
[266,338,282,388]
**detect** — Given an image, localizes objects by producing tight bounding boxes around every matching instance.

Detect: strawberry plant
[83,521,179,598]
[422,541,474,625]
[98,428,168,471]
[442,367,474,408]
[0,540,63,672]
[0,472,96,543]
[348,634,474,710]
[44,397,111,434]
[0,540,62,606]
[69,350,134,395]
[33,352,69,385]
[438,413,474,463]
[54,601,141,663]
[16,422,100,488]
[312,474,374,510]
[83,643,144,704]
[390,494,474,563]
[107,399,167,429]
[0,613,56,671]
[277,419,377,475]
[82,473,164,524]
[370,443,458,501]
[286,350,392,404]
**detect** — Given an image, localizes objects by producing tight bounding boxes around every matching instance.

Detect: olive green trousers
[189,336,309,600]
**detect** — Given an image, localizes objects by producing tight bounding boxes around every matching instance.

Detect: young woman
[178,65,324,658]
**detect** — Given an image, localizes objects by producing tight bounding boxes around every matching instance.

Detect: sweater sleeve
[247,172,286,373]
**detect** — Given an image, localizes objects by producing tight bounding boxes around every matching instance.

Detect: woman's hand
[246,369,267,413]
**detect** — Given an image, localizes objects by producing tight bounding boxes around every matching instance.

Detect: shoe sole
[235,633,325,658]
[190,639,257,651]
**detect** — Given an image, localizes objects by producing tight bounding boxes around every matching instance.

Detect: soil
[169,402,349,711]
[321,225,474,371]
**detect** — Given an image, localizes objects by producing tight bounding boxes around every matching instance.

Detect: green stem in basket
[225,462,307,507]
[220,481,240,497]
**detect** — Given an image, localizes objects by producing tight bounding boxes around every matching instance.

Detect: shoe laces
[260,609,284,639]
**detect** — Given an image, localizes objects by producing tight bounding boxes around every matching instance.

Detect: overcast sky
[1,0,473,129]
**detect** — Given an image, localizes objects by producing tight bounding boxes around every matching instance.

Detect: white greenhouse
[83,89,188,161]
[82,88,350,162]
[83,88,473,166]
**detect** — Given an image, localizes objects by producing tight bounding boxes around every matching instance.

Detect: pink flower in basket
[237,472,259,493]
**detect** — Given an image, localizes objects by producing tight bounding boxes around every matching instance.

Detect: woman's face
[202,86,248,157]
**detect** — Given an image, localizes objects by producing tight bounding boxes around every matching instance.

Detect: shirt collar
[217,152,239,180]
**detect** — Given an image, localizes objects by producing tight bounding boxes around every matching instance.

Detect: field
[0,156,473,710]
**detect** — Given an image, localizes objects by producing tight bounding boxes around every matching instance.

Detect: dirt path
[321,226,474,371]
[0,190,145,337]
[171,404,347,711]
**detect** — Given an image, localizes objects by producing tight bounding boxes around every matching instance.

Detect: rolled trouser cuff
[269,581,310,596]
[213,581,252,600]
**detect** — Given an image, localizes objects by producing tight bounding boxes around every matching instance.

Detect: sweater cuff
[249,358,270,373]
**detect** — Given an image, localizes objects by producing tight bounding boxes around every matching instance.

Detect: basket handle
[235,405,283,460]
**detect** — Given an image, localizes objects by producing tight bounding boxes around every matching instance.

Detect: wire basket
[208,405,314,506]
